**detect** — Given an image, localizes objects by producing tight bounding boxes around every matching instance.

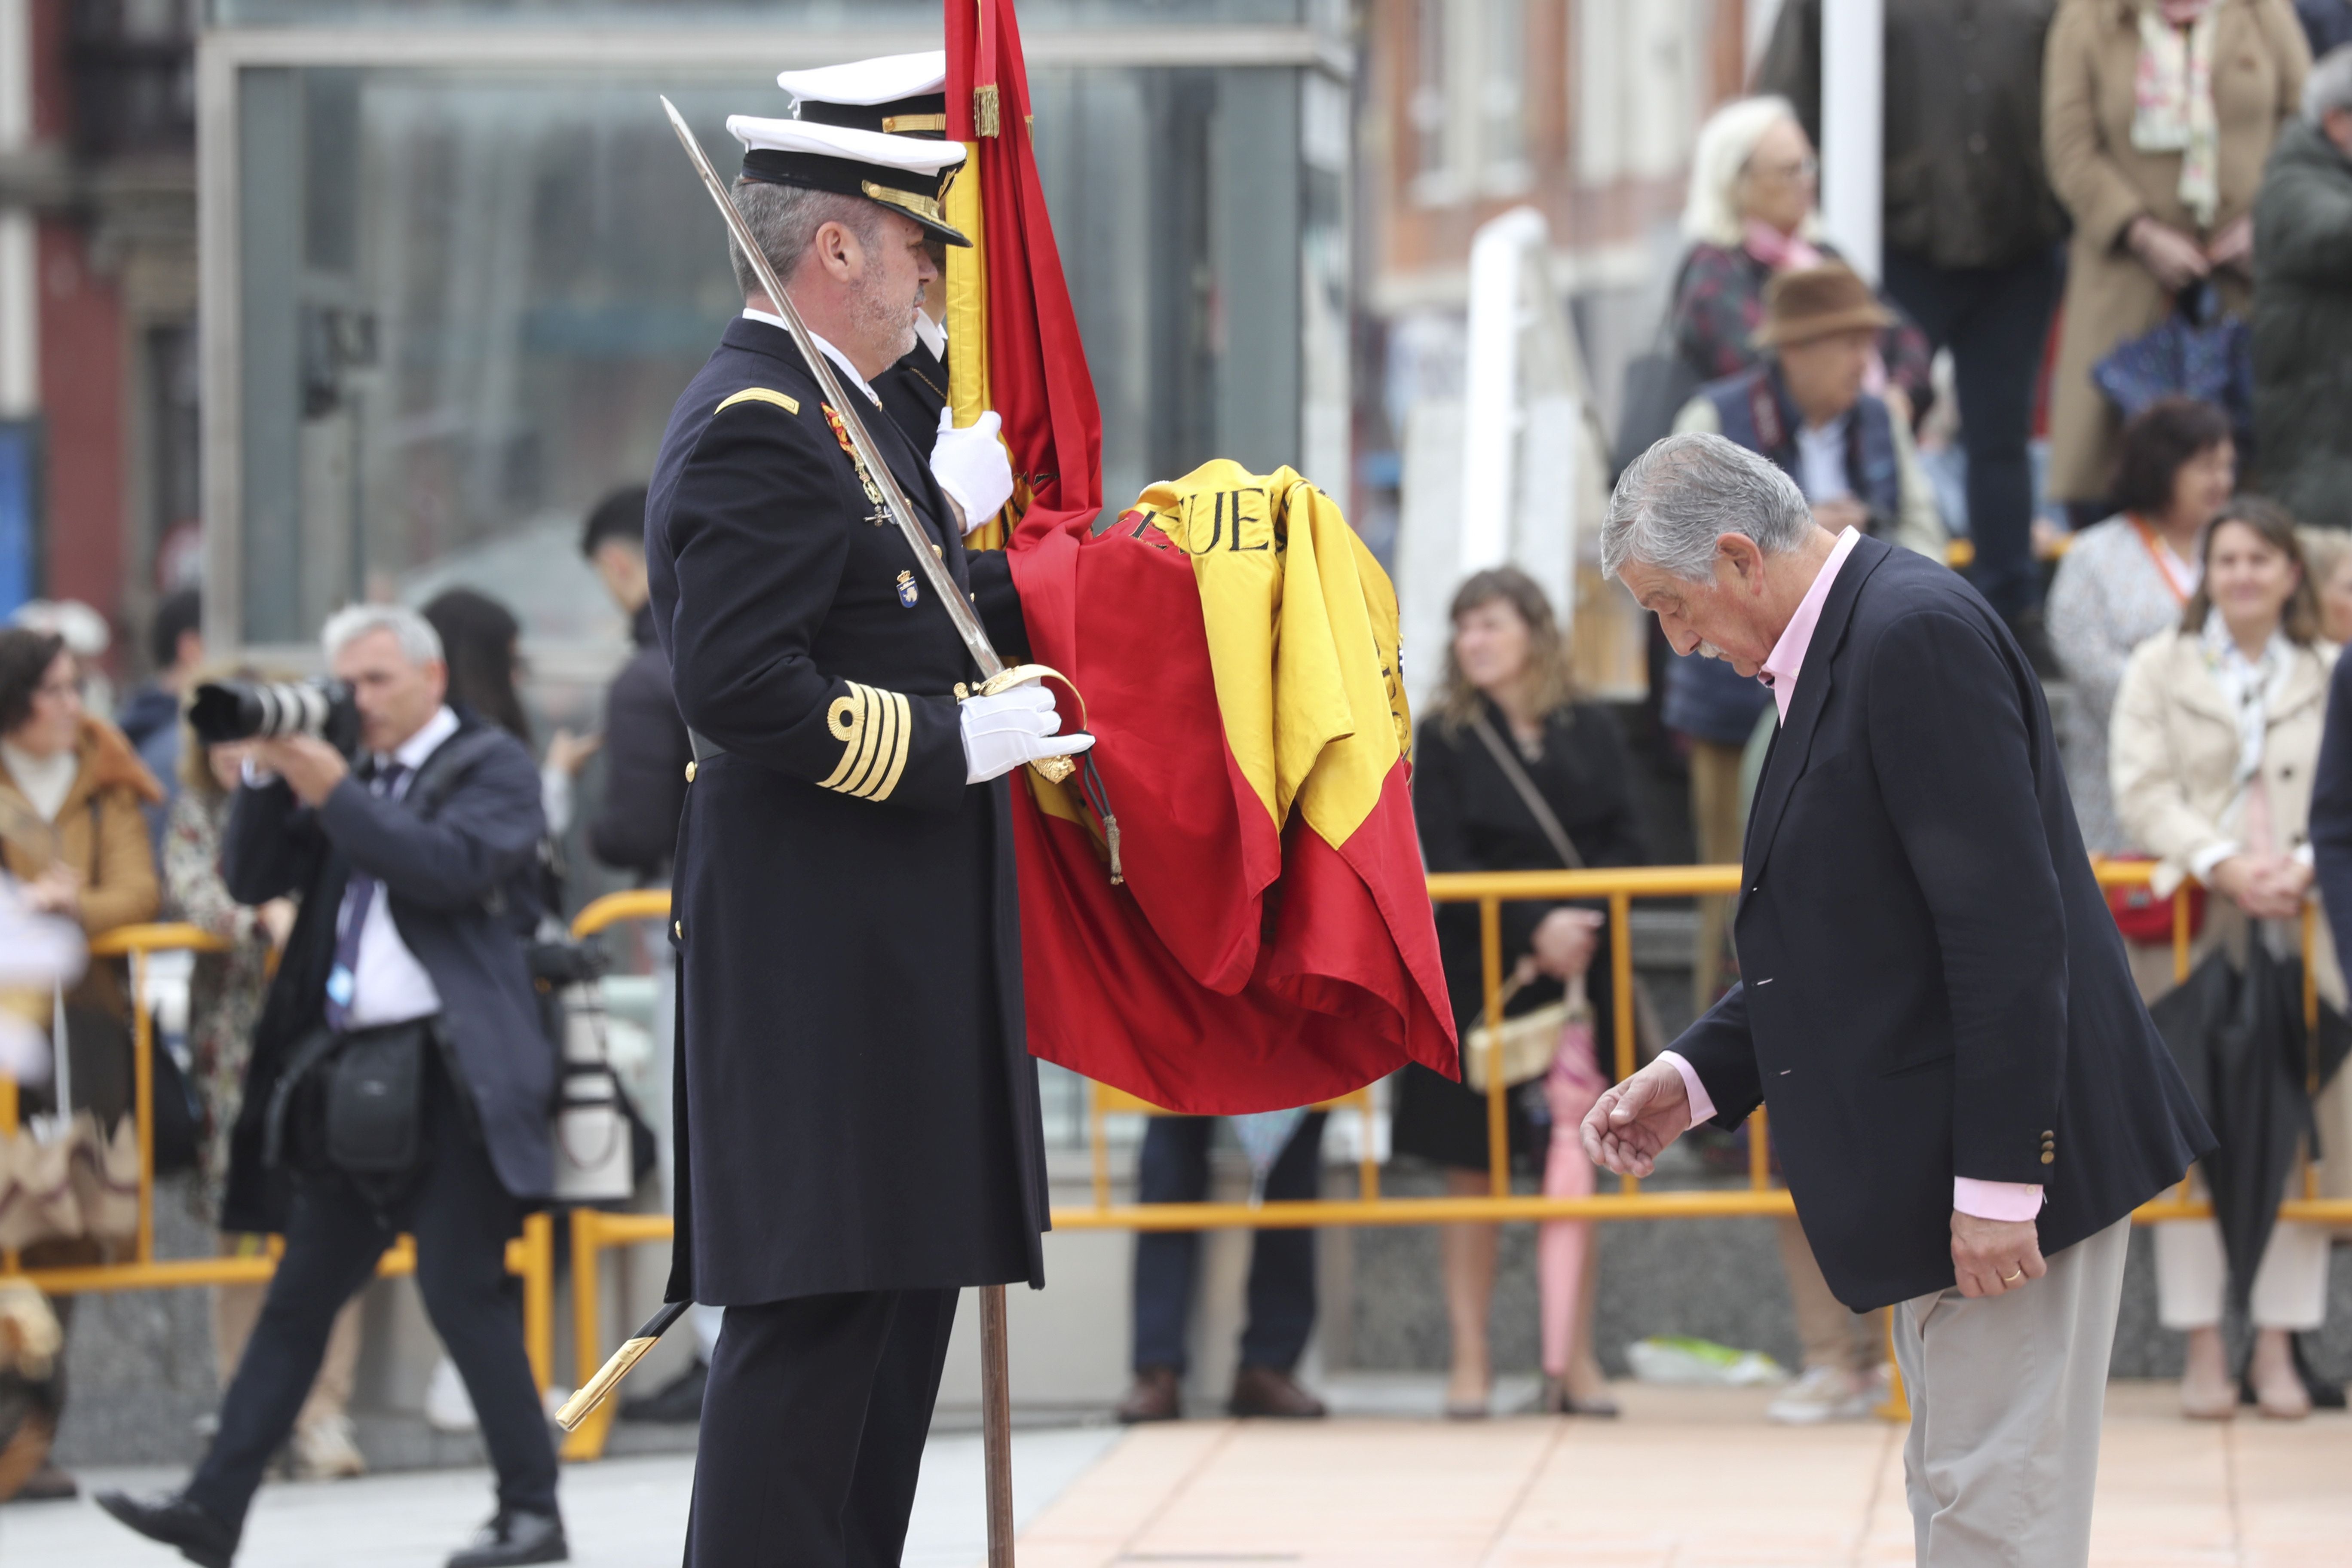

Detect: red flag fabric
[949,0,1457,1114]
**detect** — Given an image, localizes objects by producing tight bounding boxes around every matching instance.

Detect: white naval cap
[727,113,969,246]
[778,51,948,138]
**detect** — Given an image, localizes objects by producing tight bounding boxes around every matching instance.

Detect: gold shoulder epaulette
[817,681,912,802]
[715,387,801,416]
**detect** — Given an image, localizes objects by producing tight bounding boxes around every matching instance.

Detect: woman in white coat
[2112,496,2342,1421]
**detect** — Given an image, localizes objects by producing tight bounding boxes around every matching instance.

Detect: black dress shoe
[619,1359,707,1424]
[95,1490,237,1568]
[447,1508,568,1568]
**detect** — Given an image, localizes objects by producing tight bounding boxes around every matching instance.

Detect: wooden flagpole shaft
[980,1283,1016,1566]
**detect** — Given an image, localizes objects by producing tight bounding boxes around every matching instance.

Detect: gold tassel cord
[974,83,1002,138]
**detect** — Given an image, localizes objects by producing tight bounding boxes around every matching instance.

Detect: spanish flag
[947,1,1456,1113]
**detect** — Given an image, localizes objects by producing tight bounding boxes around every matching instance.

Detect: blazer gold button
[685,760,698,783]
[2041,1151,2055,1164]
[674,921,684,939]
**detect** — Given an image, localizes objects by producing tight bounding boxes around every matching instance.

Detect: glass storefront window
[210,43,1339,658]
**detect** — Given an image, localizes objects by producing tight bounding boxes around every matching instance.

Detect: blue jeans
[1130,1112,1324,1375]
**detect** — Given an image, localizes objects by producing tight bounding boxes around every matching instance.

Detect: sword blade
[658,95,1004,682]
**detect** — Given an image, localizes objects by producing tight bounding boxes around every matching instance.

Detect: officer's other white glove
[961,680,1094,784]
[931,408,1017,533]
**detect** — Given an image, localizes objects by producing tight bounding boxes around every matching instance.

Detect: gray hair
[1601,432,1816,583]
[1681,95,1808,248]
[2308,44,2352,123]
[727,178,887,297]
[321,603,442,666]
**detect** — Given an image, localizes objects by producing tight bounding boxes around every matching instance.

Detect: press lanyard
[2131,518,2196,606]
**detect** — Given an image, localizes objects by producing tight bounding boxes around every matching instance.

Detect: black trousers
[1880,245,2063,622]
[1131,1113,1323,1375]
[187,1055,557,1535]
[686,1286,959,1568]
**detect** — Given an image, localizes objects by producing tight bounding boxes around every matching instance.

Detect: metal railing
[10,862,2349,1457]
[0,924,557,1392]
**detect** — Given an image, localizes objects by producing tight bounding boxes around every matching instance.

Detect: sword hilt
[973,664,1083,784]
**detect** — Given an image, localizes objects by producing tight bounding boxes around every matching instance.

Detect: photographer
[97,605,566,1568]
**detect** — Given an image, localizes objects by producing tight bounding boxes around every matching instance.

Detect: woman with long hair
[1395,567,1646,1418]
[2112,496,2344,1419]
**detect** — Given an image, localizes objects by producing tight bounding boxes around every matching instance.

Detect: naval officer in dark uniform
[778,52,1007,480]
[644,101,1088,1566]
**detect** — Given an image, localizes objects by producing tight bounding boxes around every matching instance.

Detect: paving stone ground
[10,1381,2349,1568]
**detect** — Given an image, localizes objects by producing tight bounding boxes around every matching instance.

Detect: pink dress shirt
[1654,528,2043,1222]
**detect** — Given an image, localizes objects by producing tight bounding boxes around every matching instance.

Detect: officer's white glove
[931,408,1016,533]
[960,680,1094,784]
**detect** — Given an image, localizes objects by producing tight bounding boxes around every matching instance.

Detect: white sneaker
[289,1412,368,1480]
[424,1356,479,1434]
[1767,1364,1876,1424]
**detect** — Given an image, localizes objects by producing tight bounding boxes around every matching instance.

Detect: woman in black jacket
[1397,567,1647,1419]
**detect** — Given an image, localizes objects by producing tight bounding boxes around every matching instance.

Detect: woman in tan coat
[2111,498,2342,1420]
[2042,0,2308,512]
[0,625,162,1500]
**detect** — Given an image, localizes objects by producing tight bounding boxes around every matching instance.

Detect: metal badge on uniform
[896,570,919,608]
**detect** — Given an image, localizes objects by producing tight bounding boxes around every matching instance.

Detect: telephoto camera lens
[189,678,362,756]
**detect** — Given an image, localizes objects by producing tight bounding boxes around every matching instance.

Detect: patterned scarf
[1741,217,1824,272]
[2198,604,2294,786]
[2132,0,2223,227]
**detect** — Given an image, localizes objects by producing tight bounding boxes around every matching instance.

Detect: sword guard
[972,664,1084,784]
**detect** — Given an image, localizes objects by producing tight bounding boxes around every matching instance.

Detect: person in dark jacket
[2252,45,2352,527]
[646,108,1086,1566]
[1757,0,2067,647]
[96,604,565,1568]
[117,585,204,854]
[1590,433,2210,1563]
[579,487,691,882]
[1394,566,1647,1420]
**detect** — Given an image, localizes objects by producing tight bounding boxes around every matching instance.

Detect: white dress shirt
[1792,411,1853,505]
[340,705,459,1029]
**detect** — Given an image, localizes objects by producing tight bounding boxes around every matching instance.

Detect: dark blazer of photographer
[216,707,552,1230]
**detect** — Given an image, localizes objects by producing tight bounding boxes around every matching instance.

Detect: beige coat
[2041,0,2308,502]
[2110,628,2352,1199]
[0,715,164,1018]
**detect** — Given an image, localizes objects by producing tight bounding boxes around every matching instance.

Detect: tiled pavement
[1016,1383,2352,1568]
[10,1383,2346,1567]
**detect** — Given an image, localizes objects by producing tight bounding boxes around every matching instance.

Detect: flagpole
[980,1284,1016,1565]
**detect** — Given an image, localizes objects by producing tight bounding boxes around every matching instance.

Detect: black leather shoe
[446,1508,568,1568]
[619,1359,707,1424]
[95,1490,237,1568]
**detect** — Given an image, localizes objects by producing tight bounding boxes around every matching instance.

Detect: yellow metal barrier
[523,866,2352,1457]
[0,922,556,1393]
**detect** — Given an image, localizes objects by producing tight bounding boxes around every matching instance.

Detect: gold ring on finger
[2001,1268,2023,1283]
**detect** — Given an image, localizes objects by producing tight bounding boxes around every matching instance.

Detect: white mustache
[1697,643,1729,661]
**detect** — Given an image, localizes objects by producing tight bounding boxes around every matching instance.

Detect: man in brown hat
[1663,260,1944,1427]
[1672,263,1944,562]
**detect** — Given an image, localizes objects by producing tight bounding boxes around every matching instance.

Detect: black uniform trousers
[187,1049,557,1534]
[1131,1113,1324,1375]
[686,1286,959,1568]
[1879,244,2063,622]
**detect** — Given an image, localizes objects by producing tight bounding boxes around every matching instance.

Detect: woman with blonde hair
[1671,95,1932,421]
[1395,567,1647,1418]
[2112,496,2344,1419]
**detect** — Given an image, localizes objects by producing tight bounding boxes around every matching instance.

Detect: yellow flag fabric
[1120,462,1413,847]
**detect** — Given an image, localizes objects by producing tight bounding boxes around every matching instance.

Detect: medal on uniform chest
[896,570,919,608]
[822,403,893,527]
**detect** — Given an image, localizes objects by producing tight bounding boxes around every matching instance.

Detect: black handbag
[1611,256,1704,480]
[263,1018,432,1207]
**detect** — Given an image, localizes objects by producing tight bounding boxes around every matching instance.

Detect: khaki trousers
[1776,1216,1888,1373]
[1892,1216,2131,1568]
[1688,739,1749,1007]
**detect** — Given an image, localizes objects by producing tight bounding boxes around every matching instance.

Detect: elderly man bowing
[1585,434,2210,1566]
[643,95,1087,1568]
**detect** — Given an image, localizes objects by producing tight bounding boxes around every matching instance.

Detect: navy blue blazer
[220,714,554,1216]
[1673,534,2211,1309]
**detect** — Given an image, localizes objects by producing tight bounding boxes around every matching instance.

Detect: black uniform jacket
[1673,535,2211,1311]
[219,714,554,1228]
[585,603,691,883]
[645,315,1047,1305]
[876,335,948,457]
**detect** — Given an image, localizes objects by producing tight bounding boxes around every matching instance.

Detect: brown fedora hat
[1751,262,1896,349]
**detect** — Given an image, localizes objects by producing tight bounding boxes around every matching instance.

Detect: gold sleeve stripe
[715,387,801,416]
[814,682,914,802]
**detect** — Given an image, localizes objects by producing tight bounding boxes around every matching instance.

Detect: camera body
[189,678,363,757]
